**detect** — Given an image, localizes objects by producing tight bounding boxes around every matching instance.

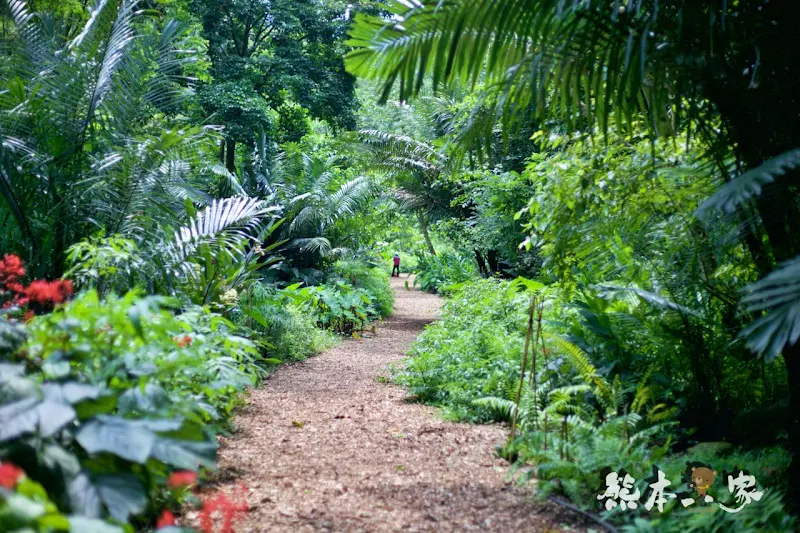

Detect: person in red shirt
[392,253,401,277]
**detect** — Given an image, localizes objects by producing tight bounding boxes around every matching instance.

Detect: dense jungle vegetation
[1,0,799,532]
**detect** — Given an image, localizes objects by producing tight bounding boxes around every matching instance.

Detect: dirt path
[210,275,584,532]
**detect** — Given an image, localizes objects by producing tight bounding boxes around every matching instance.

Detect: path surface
[210,275,583,532]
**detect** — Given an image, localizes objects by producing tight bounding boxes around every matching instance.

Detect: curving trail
[206,275,584,532]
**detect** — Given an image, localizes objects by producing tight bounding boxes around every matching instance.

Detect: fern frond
[473,396,517,420]
[697,148,800,217]
[739,254,800,361]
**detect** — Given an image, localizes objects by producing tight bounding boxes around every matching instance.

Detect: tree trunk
[418,212,436,255]
[487,249,499,275]
[225,138,236,174]
[219,139,226,163]
[474,249,487,276]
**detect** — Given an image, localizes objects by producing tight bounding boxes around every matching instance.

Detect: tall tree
[192,0,363,173]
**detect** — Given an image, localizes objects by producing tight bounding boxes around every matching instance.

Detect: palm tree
[248,149,376,275]
[0,0,206,275]
[345,0,800,504]
[353,128,452,255]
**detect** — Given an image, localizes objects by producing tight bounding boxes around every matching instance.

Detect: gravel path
[208,275,584,532]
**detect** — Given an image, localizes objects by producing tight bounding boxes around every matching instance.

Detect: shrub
[331,259,394,317]
[235,283,337,362]
[412,251,477,294]
[0,255,268,529]
[402,277,795,532]
[399,279,527,421]
[280,281,381,335]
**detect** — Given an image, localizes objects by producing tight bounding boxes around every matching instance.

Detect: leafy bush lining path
[200,276,582,532]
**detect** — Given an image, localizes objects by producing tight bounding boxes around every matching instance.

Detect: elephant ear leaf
[68,516,125,533]
[95,474,148,522]
[0,396,77,442]
[0,397,39,442]
[75,418,156,464]
[68,472,103,518]
[37,401,77,437]
[151,437,216,470]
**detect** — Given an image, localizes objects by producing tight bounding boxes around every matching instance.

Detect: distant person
[392,253,401,277]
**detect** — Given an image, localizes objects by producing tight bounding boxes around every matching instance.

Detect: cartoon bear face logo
[690,466,717,496]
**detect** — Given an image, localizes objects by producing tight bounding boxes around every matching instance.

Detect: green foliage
[619,447,795,533]
[412,251,477,294]
[191,0,360,172]
[22,291,264,422]
[1,289,264,529]
[295,281,380,336]
[234,283,337,363]
[65,235,143,296]
[405,277,793,530]
[273,271,389,337]
[399,279,527,421]
[0,0,204,276]
[63,197,283,308]
[250,147,378,283]
[0,468,125,533]
[197,81,276,143]
[331,259,394,317]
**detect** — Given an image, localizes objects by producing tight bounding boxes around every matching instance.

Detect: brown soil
[202,275,586,532]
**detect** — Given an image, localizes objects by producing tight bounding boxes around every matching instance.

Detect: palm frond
[696,148,800,217]
[4,0,52,76]
[293,236,333,256]
[346,0,731,150]
[739,255,800,361]
[328,176,374,217]
[473,396,517,419]
[596,285,701,318]
[161,197,279,273]
[79,126,218,237]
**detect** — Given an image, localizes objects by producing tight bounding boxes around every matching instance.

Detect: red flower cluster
[17,279,74,307]
[0,254,73,314]
[0,254,25,286]
[198,486,249,533]
[156,510,176,528]
[0,461,25,489]
[0,254,26,306]
[166,470,198,488]
[173,335,192,348]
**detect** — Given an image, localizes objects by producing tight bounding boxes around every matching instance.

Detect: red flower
[0,462,25,489]
[166,470,198,488]
[23,279,73,306]
[173,335,192,348]
[156,510,176,528]
[5,282,24,293]
[0,254,26,285]
[198,486,249,533]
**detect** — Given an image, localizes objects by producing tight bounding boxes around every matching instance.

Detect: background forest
[1,0,799,532]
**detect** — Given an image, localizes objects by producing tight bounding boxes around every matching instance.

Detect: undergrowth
[401,278,796,532]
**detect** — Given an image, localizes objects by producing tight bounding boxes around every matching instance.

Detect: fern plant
[476,334,676,508]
